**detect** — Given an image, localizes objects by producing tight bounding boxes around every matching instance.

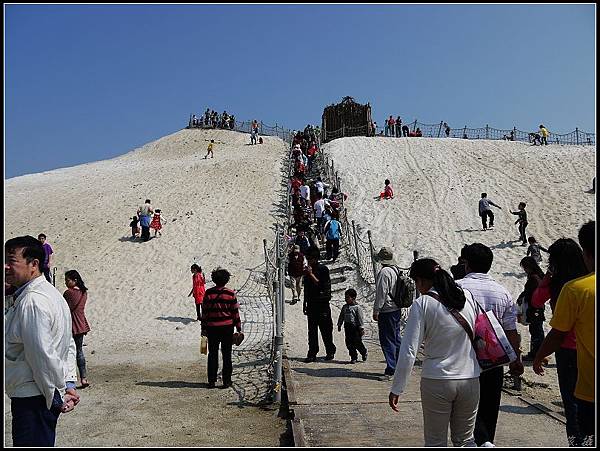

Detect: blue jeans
[73,334,87,379]
[556,347,582,446]
[11,389,62,446]
[378,310,402,375]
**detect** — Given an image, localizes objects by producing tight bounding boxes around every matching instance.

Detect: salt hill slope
[5,129,286,365]
[325,136,595,298]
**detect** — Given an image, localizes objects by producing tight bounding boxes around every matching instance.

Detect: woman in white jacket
[388,258,480,447]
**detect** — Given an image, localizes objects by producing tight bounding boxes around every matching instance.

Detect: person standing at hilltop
[539,124,549,145]
[388,115,396,137]
[444,122,451,137]
[395,116,402,138]
[478,193,501,231]
[137,199,154,242]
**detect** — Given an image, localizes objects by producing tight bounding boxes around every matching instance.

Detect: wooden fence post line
[352,220,360,266]
[367,230,377,282]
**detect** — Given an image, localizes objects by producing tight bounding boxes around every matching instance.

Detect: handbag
[232,332,245,346]
[427,291,517,372]
[200,336,208,355]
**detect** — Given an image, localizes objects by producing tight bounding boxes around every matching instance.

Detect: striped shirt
[456,273,517,331]
[201,286,242,331]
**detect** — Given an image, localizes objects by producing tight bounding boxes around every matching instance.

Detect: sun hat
[374,247,397,265]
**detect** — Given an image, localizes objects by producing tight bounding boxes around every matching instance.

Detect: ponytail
[409,258,466,310]
[65,270,88,294]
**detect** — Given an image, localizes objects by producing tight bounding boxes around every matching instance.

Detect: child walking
[130,215,140,238]
[150,209,165,237]
[379,179,394,200]
[510,202,528,245]
[337,288,368,364]
[204,139,215,159]
[188,264,206,321]
[526,236,548,263]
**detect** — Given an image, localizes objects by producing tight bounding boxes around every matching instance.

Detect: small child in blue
[337,288,367,364]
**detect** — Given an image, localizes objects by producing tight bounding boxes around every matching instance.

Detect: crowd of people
[383,220,595,447]
[190,108,236,130]
[4,116,594,447]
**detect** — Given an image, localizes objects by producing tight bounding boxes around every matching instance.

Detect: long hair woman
[530,238,588,446]
[519,256,546,360]
[63,270,91,388]
[388,258,479,447]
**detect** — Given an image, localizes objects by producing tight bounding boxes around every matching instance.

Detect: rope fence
[186,115,294,143]
[323,119,595,146]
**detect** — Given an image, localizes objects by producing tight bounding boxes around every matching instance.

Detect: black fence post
[437,121,443,137]
[576,128,579,145]
[413,120,417,131]
[486,125,489,139]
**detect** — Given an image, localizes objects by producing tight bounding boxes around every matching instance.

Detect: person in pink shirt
[188,264,206,321]
[530,238,588,446]
[388,115,396,137]
[379,179,394,200]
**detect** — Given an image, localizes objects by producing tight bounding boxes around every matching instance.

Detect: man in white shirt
[299,181,310,207]
[313,192,330,242]
[456,243,523,447]
[5,236,79,446]
[315,176,329,197]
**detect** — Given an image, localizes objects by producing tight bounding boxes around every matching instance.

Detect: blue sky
[5,4,595,178]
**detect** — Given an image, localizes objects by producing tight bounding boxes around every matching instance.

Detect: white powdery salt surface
[325,136,595,299]
[5,129,286,366]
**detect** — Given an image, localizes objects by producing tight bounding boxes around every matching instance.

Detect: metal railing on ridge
[323,119,595,146]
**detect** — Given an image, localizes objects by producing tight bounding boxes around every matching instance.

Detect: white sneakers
[481,442,496,447]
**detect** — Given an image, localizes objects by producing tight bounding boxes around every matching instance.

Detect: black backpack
[390,266,415,308]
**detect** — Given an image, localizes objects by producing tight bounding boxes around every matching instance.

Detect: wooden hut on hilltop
[321,96,373,143]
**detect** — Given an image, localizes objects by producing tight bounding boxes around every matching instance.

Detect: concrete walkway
[282,248,567,447]
[284,338,567,447]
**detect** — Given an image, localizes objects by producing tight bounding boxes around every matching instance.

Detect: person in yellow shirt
[204,139,214,159]
[533,220,595,446]
[539,124,549,145]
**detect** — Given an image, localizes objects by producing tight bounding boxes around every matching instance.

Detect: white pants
[420,377,479,447]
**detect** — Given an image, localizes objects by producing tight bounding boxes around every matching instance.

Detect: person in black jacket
[303,246,336,362]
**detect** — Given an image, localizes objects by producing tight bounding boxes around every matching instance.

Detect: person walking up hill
[478,193,501,231]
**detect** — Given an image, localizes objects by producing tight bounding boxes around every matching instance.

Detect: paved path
[282,248,567,447]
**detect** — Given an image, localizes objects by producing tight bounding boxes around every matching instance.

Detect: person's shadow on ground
[489,240,521,250]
